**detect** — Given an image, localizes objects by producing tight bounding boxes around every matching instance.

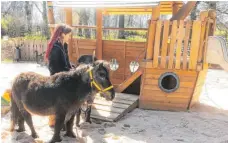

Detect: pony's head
[89,60,115,101]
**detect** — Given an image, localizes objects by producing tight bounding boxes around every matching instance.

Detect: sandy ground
[1,63,228,143]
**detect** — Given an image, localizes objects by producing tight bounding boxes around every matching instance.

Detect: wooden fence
[1,39,47,61]
[71,39,146,86]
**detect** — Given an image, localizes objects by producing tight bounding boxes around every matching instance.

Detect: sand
[1,63,228,143]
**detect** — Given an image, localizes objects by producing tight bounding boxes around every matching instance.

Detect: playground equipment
[44,1,228,120]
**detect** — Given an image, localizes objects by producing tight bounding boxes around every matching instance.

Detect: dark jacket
[48,41,71,75]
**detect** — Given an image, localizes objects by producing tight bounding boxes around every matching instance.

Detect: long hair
[45,24,72,60]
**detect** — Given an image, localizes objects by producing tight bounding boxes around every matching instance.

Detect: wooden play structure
[47,1,227,121]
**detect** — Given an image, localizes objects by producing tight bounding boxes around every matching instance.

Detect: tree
[25,1,33,34]
[118,15,125,39]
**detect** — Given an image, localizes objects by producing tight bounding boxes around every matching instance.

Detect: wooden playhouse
[47,1,224,121]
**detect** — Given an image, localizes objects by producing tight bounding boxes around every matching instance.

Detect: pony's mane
[72,64,91,76]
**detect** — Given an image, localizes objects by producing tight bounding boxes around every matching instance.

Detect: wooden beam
[172,1,180,16]
[65,7,73,62]
[115,69,143,93]
[197,11,209,64]
[96,9,103,60]
[170,1,197,20]
[146,5,160,60]
[47,1,55,35]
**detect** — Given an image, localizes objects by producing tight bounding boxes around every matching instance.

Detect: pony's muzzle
[101,89,115,101]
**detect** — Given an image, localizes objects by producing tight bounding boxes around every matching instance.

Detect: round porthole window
[109,58,119,71]
[129,61,139,73]
[158,72,180,93]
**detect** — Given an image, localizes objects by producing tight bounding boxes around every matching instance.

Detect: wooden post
[172,2,180,16]
[170,1,197,20]
[146,5,160,60]
[47,1,55,35]
[65,7,73,62]
[96,9,103,60]
[197,11,208,64]
[208,10,216,36]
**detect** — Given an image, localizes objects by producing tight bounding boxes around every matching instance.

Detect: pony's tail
[9,91,19,132]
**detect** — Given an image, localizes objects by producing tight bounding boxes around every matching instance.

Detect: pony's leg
[20,109,38,138]
[85,106,92,124]
[76,108,81,127]
[9,98,18,132]
[16,112,25,132]
[64,114,76,138]
[49,113,65,143]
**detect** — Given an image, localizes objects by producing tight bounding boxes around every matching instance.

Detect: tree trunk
[42,1,50,39]
[118,15,125,39]
[25,1,33,34]
[190,1,200,20]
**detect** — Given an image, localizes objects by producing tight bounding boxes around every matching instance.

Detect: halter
[88,70,113,93]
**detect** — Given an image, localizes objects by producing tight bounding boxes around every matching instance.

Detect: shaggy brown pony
[9,61,115,143]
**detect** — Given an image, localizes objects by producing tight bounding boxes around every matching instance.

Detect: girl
[45,24,72,127]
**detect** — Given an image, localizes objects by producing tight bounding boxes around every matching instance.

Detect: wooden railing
[143,16,215,71]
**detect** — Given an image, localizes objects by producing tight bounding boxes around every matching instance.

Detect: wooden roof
[102,2,184,15]
[50,1,184,15]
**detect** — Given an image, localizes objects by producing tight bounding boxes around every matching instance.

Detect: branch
[33,2,42,14]
[216,9,228,15]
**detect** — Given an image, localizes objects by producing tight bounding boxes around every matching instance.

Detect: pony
[9,60,115,143]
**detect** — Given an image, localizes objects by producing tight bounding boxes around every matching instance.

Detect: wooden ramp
[91,93,139,122]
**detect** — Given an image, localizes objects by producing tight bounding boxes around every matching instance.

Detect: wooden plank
[170,2,197,20]
[126,42,146,48]
[78,45,96,50]
[115,69,143,92]
[145,74,197,82]
[175,20,184,69]
[189,70,207,108]
[143,79,195,88]
[103,45,125,50]
[140,96,190,104]
[168,20,178,69]
[203,20,210,70]
[114,93,138,101]
[142,89,192,98]
[143,85,194,93]
[182,21,191,70]
[172,2,180,16]
[92,104,125,113]
[96,8,103,60]
[153,20,162,68]
[103,40,125,46]
[91,109,120,119]
[139,100,188,111]
[114,99,138,121]
[189,21,201,70]
[160,20,170,68]
[146,5,160,60]
[93,100,129,109]
[145,68,197,76]
[197,11,209,64]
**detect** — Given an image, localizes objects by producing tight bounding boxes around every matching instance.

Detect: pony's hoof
[32,133,39,138]
[16,128,25,132]
[64,131,76,138]
[49,137,62,143]
[87,120,92,124]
